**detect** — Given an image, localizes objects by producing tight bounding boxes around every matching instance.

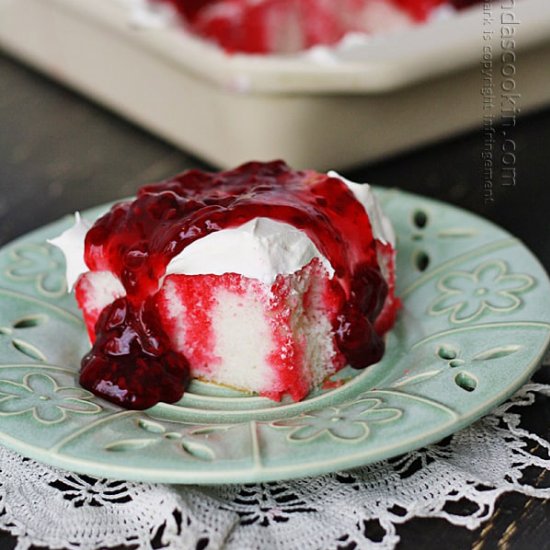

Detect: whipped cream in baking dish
[50,171,393,288]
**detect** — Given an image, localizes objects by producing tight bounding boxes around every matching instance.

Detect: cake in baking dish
[51,161,399,409]
[159,0,483,54]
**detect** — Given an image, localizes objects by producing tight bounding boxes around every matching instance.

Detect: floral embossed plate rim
[0,188,548,484]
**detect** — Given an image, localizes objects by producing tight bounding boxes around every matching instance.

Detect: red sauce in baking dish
[80,161,392,409]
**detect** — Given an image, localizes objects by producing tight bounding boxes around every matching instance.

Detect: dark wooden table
[1,52,549,549]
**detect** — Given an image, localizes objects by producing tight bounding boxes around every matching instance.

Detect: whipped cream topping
[50,173,393,288]
[328,171,395,247]
[47,212,91,290]
[165,217,333,284]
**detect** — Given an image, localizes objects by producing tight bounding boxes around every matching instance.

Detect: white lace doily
[0,382,549,550]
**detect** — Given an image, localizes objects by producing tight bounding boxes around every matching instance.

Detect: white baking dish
[1,0,549,169]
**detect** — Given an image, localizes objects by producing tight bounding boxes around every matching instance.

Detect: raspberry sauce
[80,161,391,409]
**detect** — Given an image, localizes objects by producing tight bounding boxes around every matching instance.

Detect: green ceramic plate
[0,189,548,484]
